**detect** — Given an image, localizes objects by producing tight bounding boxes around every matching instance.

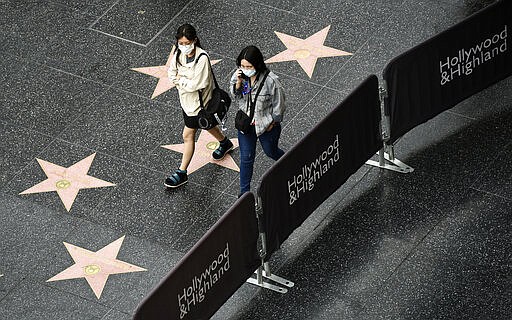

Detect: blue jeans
[238,123,285,194]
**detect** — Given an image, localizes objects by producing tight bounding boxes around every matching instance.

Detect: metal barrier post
[245,196,294,293]
[366,80,414,173]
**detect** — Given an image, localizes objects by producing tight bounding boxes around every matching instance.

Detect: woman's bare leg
[207,125,226,141]
[180,126,197,170]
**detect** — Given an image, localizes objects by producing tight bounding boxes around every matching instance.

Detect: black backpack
[195,52,231,130]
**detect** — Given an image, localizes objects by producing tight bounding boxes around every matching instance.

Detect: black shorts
[182,110,201,129]
[182,110,218,129]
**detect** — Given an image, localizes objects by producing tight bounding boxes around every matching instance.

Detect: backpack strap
[195,52,219,109]
[195,52,219,89]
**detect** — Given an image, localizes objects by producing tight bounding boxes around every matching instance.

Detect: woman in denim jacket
[230,46,286,196]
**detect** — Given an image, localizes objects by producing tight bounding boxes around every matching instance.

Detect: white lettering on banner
[177,243,231,319]
[287,134,340,205]
[439,25,507,85]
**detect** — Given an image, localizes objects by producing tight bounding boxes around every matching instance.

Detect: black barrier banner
[258,75,381,258]
[384,0,512,144]
[133,193,260,320]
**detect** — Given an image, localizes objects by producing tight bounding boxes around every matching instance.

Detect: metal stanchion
[245,196,294,293]
[366,80,414,173]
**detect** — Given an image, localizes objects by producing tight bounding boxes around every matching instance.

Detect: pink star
[132,46,222,99]
[19,153,115,212]
[265,25,353,78]
[47,236,146,299]
[161,130,239,174]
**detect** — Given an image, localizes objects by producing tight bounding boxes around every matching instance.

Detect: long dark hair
[236,46,267,74]
[175,24,202,64]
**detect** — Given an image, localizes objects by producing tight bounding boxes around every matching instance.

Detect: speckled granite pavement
[0,0,510,319]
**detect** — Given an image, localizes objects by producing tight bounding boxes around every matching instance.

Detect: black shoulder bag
[195,53,231,130]
[234,70,270,134]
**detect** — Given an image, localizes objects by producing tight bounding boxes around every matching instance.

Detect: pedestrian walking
[230,45,286,196]
[165,24,234,188]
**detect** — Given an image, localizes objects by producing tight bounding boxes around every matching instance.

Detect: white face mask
[242,68,256,78]
[178,43,194,55]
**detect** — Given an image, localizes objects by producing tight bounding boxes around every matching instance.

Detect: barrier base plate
[262,272,294,288]
[366,152,414,173]
[246,277,288,293]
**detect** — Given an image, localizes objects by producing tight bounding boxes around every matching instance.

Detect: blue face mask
[242,69,256,78]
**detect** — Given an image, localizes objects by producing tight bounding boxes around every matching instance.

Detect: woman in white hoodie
[165,24,233,188]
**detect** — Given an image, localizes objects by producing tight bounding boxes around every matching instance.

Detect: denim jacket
[229,70,286,136]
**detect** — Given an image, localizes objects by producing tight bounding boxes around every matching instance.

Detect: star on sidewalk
[19,153,115,212]
[131,46,222,99]
[47,236,146,299]
[265,25,353,78]
[162,130,239,174]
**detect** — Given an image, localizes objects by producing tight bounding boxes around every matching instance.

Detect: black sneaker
[164,169,188,188]
[212,139,234,161]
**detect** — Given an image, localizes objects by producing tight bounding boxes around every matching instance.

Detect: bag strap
[196,52,219,88]
[247,70,270,120]
[195,52,218,109]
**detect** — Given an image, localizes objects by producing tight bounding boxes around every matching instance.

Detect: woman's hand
[266,122,275,132]
[235,69,244,89]
[172,74,181,85]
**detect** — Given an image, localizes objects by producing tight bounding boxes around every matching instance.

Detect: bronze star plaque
[47,236,146,299]
[162,130,239,174]
[265,25,353,78]
[19,153,115,211]
[132,46,221,99]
